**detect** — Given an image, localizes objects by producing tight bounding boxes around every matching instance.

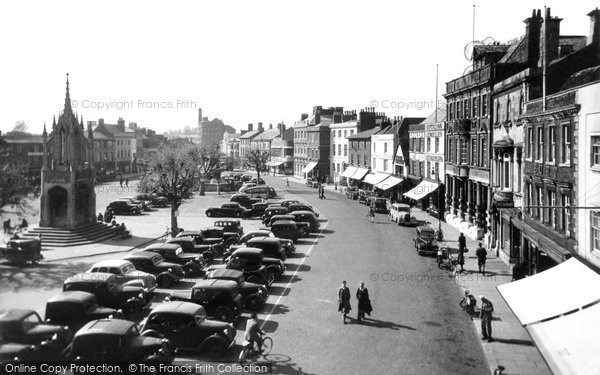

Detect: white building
[330,120,357,185]
[370,123,396,176]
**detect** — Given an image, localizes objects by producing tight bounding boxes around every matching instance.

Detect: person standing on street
[285,178,290,188]
[125,178,129,187]
[356,282,372,322]
[459,290,477,319]
[480,295,494,342]
[368,205,375,223]
[475,242,487,275]
[457,233,466,273]
[338,281,351,324]
[119,175,123,187]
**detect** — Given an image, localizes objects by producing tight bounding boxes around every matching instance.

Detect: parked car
[262,206,290,225]
[306,178,318,188]
[45,291,116,330]
[214,219,244,236]
[289,211,320,232]
[238,230,295,255]
[0,309,73,362]
[168,280,243,323]
[119,196,149,211]
[389,203,418,226]
[122,252,186,288]
[87,259,156,291]
[268,214,296,227]
[250,201,271,217]
[345,186,359,200]
[139,302,236,355]
[166,237,217,262]
[224,247,286,280]
[69,319,173,362]
[357,189,375,204]
[0,238,43,266]
[278,199,301,208]
[287,203,319,217]
[414,226,439,256]
[242,185,276,199]
[205,202,251,218]
[238,182,256,193]
[230,237,286,261]
[205,269,268,311]
[141,243,205,277]
[107,200,141,215]
[269,221,299,243]
[200,227,240,247]
[176,230,226,254]
[136,194,168,208]
[229,193,261,209]
[368,197,389,214]
[207,251,273,287]
[250,177,266,185]
[63,273,151,313]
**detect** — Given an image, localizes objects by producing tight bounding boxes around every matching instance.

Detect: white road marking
[260,221,328,330]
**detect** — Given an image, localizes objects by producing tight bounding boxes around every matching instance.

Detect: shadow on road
[261,303,290,315]
[278,274,302,283]
[268,286,291,297]
[285,263,311,272]
[319,228,335,234]
[0,261,90,291]
[490,338,534,346]
[349,317,417,331]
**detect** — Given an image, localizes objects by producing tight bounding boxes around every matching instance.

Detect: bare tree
[137,141,201,235]
[197,144,222,179]
[11,120,28,134]
[0,144,39,218]
[245,149,270,183]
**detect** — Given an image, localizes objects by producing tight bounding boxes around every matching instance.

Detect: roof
[150,301,204,315]
[77,319,135,336]
[239,130,261,140]
[145,243,182,251]
[330,120,358,128]
[193,279,237,289]
[306,121,331,131]
[247,237,279,244]
[0,309,37,322]
[347,126,388,140]
[231,247,263,255]
[561,65,600,90]
[47,291,94,304]
[422,106,447,124]
[1,134,44,143]
[209,268,244,279]
[123,251,160,259]
[65,273,113,284]
[91,259,131,268]
[498,36,526,64]
[252,128,280,141]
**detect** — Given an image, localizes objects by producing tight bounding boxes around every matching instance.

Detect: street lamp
[431,169,444,241]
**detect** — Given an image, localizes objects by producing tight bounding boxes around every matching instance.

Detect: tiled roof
[561,65,600,90]
[1,134,44,143]
[421,107,447,124]
[347,126,387,140]
[252,128,280,141]
[239,130,260,140]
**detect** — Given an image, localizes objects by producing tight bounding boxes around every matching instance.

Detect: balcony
[446,65,492,94]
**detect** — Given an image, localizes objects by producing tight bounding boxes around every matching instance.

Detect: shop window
[562,124,571,164]
[592,136,600,168]
[592,211,600,251]
[536,127,544,161]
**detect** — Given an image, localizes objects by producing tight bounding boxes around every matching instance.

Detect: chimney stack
[269,123,273,130]
[117,118,125,132]
[588,8,600,46]
[248,123,253,132]
[539,8,562,66]
[301,113,309,121]
[198,108,203,124]
[258,122,264,132]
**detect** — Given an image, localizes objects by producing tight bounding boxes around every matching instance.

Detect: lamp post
[431,169,444,241]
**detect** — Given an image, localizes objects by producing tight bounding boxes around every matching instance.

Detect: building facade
[197,108,235,149]
[330,115,358,185]
[269,125,294,174]
[90,118,137,174]
[239,123,261,162]
[306,121,331,180]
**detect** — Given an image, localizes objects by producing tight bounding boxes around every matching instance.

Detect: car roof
[47,291,94,304]
[392,203,411,208]
[245,230,271,236]
[215,219,240,223]
[65,273,113,284]
[76,319,135,336]
[271,220,297,226]
[417,226,435,232]
[209,268,244,279]
[247,237,278,244]
[193,279,238,289]
[178,230,202,236]
[232,247,263,256]
[291,211,316,216]
[271,214,294,219]
[266,206,287,211]
[167,237,193,243]
[150,301,204,315]
[0,309,37,323]
[123,251,159,259]
[231,194,249,198]
[147,243,182,250]
[91,259,131,268]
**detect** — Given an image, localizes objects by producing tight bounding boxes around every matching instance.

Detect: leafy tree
[137,141,201,235]
[245,149,270,183]
[0,143,39,218]
[12,120,28,133]
[197,144,222,179]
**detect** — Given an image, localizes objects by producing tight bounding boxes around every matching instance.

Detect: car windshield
[21,312,42,332]
[420,231,435,239]
[194,311,206,325]
[152,255,164,265]
[121,262,135,274]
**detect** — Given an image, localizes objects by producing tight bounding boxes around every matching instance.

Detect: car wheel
[157,275,171,288]
[215,307,234,322]
[245,295,261,310]
[203,337,227,357]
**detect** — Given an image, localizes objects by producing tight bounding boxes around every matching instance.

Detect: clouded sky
[1,0,598,134]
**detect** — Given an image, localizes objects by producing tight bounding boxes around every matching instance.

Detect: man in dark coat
[475,242,487,275]
[356,282,372,322]
[338,280,351,324]
[457,233,466,272]
[480,295,494,342]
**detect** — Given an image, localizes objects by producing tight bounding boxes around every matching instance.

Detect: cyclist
[244,313,264,354]
[368,205,375,223]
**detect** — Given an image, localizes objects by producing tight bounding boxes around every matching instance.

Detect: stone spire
[63,73,72,115]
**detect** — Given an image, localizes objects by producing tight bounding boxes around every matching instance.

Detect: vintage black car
[214,219,244,236]
[205,202,250,218]
[169,280,243,323]
[229,193,261,209]
[107,200,141,215]
[0,238,43,266]
[414,226,439,256]
[142,243,205,277]
[287,203,319,217]
[63,273,151,313]
[250,201,271,217]
[87,259,156,291]
[200,227,240,247]
[176,231,226,255]
[368,197,389,214]
[166,237,217,262]
[119,196,149,211]
[344,186,359,200]
[269,221,299,243]
[230,237,286,261]
[139,302,236,355]
[225,247,286,279]
[268,214,295,227]
[289,211,320,232]
[122,252,186,288]
[136,194,168,208]
[278,199,301,208]
[205,269,268,310]
[262,206,290,225]
[45,291,116,330]
[69,319,173,362]
[0,309,73,362]
[238,230,295,255]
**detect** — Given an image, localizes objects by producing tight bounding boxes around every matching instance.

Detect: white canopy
[528,302,600,375]
[301,162,318,173]
[350,168,369,180]
[497,258,600,326]
[340,166,358,178]
[403,180,439,201]
[363,172,389,185]
[375,176,403,190]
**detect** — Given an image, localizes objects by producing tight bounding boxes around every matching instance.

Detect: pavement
[285,175,551,375]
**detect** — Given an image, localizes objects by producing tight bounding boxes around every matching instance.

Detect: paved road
[261,176,488,375]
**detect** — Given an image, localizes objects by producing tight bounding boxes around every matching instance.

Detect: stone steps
[21,222,117,247]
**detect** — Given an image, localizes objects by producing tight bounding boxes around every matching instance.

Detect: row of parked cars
[106,194,169,216]
[0,200,323,364]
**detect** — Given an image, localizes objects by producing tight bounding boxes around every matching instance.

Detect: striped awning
[302,162,318,173]
[363,172,389,185]
[375,176,403,190]
[340,166,358,178]
[403,180,439,201]
[350,168,369,180]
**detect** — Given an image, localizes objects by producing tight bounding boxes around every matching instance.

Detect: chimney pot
[588,8,600,46]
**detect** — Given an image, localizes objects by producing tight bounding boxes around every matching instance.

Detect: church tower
[39,74,96,228]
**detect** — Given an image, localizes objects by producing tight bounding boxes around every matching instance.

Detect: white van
[242,185,276,199]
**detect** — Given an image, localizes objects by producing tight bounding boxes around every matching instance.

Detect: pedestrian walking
[125,178,129,187]
[480,295,494,342]
[457,233,466,272]
[356,282,372,322]
[320,185,326,199]
[119,176,123,187]
[3,219,11,234]
[475,242,487,275]
[368,205,375,223]
[459,290,477,319]
[285,178,290,188]
[337,281,351,324]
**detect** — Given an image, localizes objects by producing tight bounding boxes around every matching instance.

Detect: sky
[0,0,598,135]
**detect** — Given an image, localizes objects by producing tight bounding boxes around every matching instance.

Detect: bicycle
[238,334,273,363]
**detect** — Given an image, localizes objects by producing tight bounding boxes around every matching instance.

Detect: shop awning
[350,168,369,180]
[270,161,283,167]
[340,166,358,178]
[301,162,318,173]
[375,176,403,190]
[403,180,439,201]
[497,258,600,326]
[527,302,600,375]
[363,172,389,185]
